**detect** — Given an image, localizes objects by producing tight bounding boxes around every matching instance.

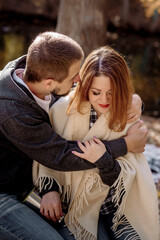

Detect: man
[0,31,147,240]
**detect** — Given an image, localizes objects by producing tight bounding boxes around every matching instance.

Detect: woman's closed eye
[92,91,100,96]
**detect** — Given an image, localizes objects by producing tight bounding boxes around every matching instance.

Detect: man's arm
[103,121,148,157]
[72,121,148,181]
[72,138,121,186]
[124,120,148,153]
[1,112,127,172]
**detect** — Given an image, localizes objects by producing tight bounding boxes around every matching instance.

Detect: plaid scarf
[90,107,115,215]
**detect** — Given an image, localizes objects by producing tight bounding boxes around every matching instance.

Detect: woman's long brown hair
[67,46,134,131]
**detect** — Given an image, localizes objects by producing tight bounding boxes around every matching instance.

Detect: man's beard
[51,87,70,98]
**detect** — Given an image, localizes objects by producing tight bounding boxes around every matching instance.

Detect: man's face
[51,60,81,97]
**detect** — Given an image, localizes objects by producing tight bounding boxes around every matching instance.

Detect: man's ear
[43,78,55,89]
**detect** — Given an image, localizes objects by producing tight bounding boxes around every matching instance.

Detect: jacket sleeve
[102,137,127,159]
[96,138,127,186]
[94,151,121,186]
[1,109,127,172]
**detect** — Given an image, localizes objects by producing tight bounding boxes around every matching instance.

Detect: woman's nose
[101,94,108,104]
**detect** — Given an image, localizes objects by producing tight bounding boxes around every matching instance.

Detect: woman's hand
[72,137,106,163]
[127,94,142,123]
[40,191,64,223]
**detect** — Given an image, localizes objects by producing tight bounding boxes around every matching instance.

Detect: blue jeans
[55,221,76,240]
[0,193,139,240]
[0,193,66,240]
[47,212,140,240]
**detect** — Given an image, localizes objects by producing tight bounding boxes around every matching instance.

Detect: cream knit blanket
[33,94,159,240]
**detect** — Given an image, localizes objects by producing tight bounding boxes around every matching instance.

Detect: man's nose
[73,74,80,83]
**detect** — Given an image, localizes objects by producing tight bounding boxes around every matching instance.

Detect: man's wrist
[124,135,131,152]
[102,137,127,159]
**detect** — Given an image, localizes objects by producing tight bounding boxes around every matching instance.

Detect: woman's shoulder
[51,89,75,110]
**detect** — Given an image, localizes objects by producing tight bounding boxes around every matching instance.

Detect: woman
[33,46,159,240]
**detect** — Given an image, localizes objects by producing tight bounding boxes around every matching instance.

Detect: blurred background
[0,0,160,117]
[0,0,160,186]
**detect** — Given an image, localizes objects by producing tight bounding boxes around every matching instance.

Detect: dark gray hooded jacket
[0,56,127,196]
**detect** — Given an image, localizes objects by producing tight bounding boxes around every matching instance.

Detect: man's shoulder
[0,55,26,82]
[3,55,26,71]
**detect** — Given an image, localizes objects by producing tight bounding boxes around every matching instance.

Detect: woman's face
[88,75,112,117]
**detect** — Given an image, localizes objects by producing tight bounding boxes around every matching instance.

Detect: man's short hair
[24,32,84,83]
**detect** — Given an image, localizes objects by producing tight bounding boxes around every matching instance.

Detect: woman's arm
[127,94,143,123]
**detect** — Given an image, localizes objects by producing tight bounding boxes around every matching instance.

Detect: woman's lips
[99,104,109,108]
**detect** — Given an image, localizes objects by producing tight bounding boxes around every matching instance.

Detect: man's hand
[40,191,63,223]
[127,94,142,123]
[124,120,148,153]
[72,137,106,163]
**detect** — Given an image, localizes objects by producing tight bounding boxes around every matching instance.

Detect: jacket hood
[0,55,35,105]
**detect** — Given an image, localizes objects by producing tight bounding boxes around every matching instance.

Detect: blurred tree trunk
[122,0,129,26]
[56,0,108,57]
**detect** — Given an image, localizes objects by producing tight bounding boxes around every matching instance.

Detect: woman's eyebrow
[90,88,101,91]
[90,88,112,92]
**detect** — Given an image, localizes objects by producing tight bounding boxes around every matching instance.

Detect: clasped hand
[40,191,64,223]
